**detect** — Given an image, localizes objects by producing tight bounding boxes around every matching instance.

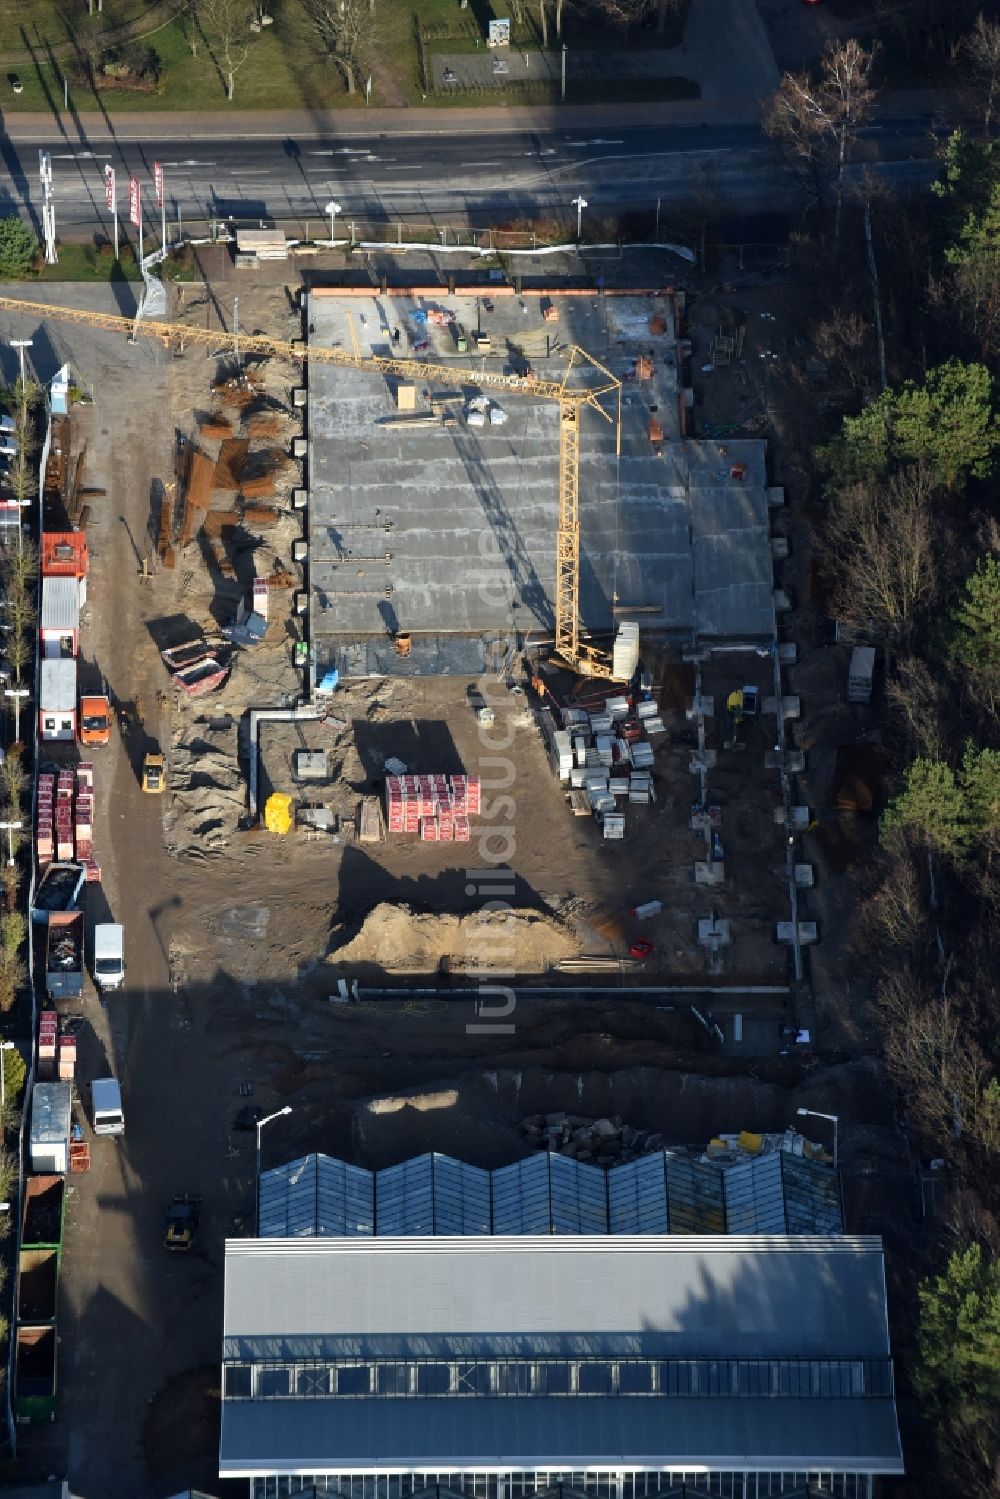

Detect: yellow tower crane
[0,292,621,677]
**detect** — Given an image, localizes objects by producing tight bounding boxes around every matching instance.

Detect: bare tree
[822,463,941,648]
[654,0,684,36]
[301,0,368,96]
[886,655,952,761]
[812,308,876,395]
[588,0,655,43]
[197,0,254,101]
[764,39,879,239]
[962,11,1000,133]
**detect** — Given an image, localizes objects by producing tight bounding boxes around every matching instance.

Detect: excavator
[0,291,624,681]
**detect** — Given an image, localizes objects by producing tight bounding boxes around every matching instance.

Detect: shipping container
[21,1176,66,1251]
[15,1325,57,1424]
[29,1082,72,1175]
[17,1248,58,1324]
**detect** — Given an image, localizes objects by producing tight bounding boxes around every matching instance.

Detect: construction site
[0,248,903,1499]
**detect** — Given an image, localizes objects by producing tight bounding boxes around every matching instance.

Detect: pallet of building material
[568,789,591,817]
[213,371,263,409]
[202,509,240,540]
[245,413,287,439]
[179,451,216,545]
[200,414,233,439]
[213,438,249,491]
[358,796,384,844]
[267,563,296,589]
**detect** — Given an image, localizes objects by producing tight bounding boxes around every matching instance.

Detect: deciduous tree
[301,0,368,96]
[588,0,655,43]
[962,11,1000,135]
[197,0,254,101]
[822,464,939,647]
[763,40,878,239]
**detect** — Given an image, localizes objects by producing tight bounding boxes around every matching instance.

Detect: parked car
[8,74,23,95]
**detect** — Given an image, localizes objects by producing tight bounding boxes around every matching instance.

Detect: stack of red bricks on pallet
[37,1011,58,1081]
[35,764,99,877]
[55,772,74,861]
[36,773,54,864]
[58,1032,76,1081]
[74,763,93,861]
[386,774,480,843]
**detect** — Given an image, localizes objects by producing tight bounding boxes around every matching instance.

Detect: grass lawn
[1,0,695,112]
[428,76,699,107]
[0,244,142,283]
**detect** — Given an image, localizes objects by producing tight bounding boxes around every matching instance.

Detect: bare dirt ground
[0,254,912,1497]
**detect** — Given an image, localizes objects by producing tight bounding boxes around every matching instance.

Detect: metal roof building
[224,1153,898,1499]
[220,1235,901,1499]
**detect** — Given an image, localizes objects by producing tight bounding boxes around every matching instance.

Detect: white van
[93,923,125,992]
[92,1077,125,1137]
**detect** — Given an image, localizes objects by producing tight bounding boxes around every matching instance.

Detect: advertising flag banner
[129,175,141,228]
[104,165,115,212]
[153,161,164,209]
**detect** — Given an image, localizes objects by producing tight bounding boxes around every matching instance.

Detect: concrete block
[776,641,797,665]
[292,436,308,459]
[292,488,308,509]
[773,588,792,612]
[794,864,815,888]
[694,861,725,885]
[697,916,731,945]
[686,694,715,719]
[292,388,307,408]
[776,921,819,945]
[766,486,785,508]
[688,749,717,773]
[770,536,790,560]
[294,750,327,781]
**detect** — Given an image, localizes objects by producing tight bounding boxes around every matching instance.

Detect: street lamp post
[0,822,22,868]
[324,200,342,245]
[255,1105,292,1233]
[572,196,588,242]
[561,44,567,103]
[797,1107,839,1172]
[10,339,31,393]
[4,688,29,746]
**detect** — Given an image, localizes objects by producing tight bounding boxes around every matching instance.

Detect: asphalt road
[0,110,942,236]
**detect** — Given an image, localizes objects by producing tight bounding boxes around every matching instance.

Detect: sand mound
[328,902,580,976]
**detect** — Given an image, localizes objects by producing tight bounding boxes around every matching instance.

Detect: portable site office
[40,576,82,659]
[39,658,77,741]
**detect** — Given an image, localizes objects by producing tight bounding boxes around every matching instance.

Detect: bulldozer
[164,1195,200,1251]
